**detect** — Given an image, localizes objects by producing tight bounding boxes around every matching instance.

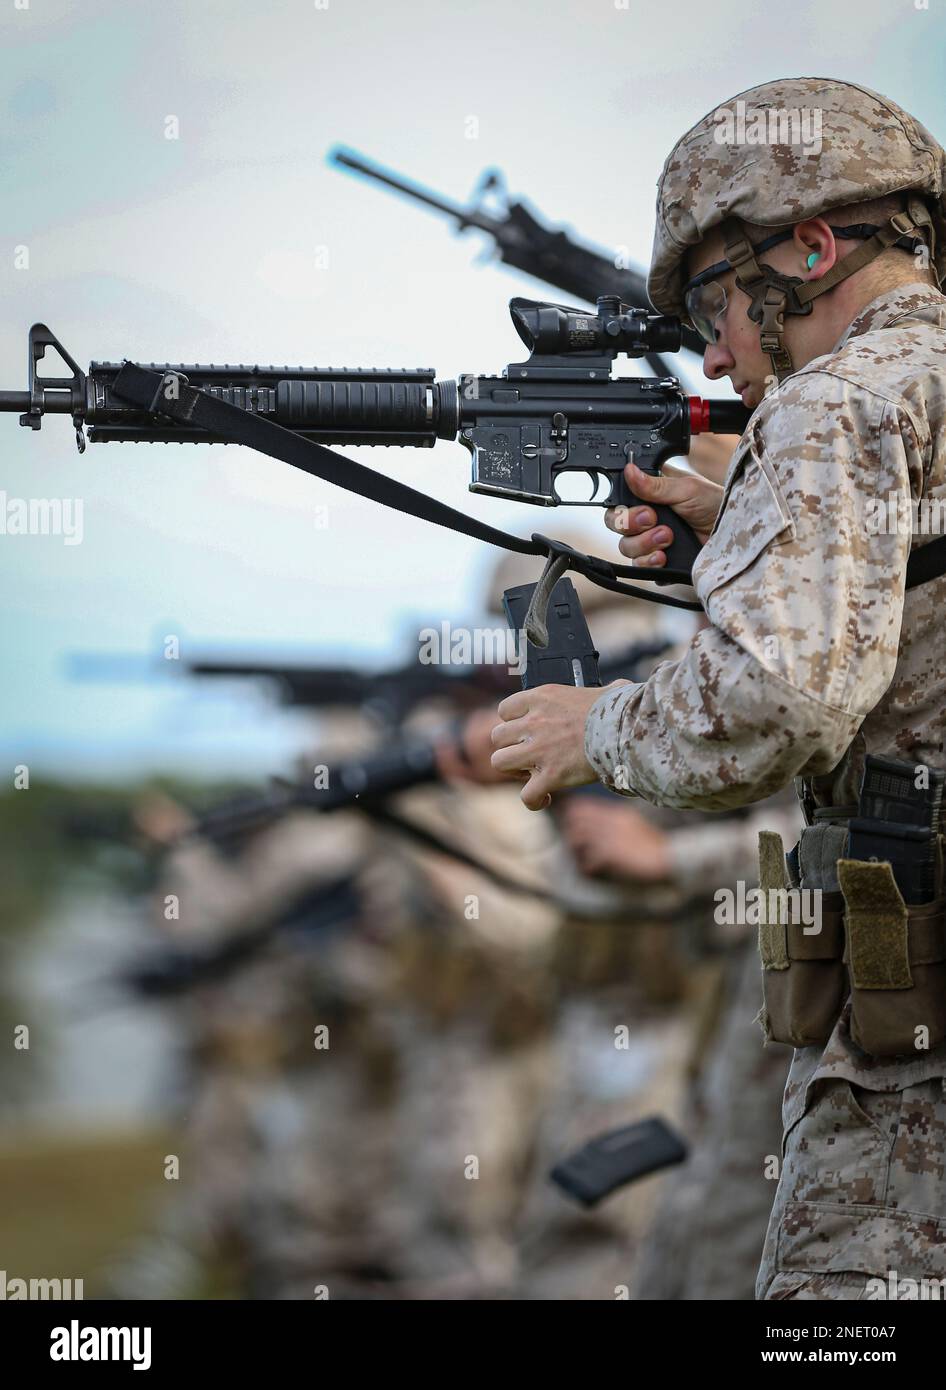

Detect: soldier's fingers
[618,536,667,566]
[604,504,656,537]
[620,524,672,550]
[520,770,553,812]
[624,459,695,505]
[628,460,724,541]
[490,743,533,775]
[497,690,531,721]
[490,718,528,750]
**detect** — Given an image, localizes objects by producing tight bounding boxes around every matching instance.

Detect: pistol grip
[614,475,702,579]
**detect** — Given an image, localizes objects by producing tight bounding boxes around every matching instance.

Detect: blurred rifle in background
[68,631,671,732]
[329,146,706,368]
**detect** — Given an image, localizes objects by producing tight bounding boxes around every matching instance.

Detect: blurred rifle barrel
[329,145,706,362]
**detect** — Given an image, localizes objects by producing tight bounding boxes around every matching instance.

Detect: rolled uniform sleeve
[585,371,923,810]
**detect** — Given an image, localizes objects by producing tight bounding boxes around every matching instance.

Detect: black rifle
[131,749,566,910]
[104,874,365,1007]
[188,738,442,845]
[329,147,706,367]
[186,652,517,724]
[0,303,748,594]
[69,631,665,727]
[189,634,668,714]
[60,743,439,853]
[67,646,518,729]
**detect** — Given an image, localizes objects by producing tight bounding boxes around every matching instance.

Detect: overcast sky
[2,0,943,778]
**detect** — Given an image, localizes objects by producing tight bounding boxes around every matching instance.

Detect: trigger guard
[550,468,608,507]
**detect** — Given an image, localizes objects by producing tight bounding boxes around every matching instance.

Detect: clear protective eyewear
[685,278,729,346]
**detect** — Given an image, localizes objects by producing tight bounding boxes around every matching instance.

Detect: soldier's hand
[491,683,612,811]
[559,797,672,883]
[686,432,742,485]
[131,793,195,846]
[605,460,724,566]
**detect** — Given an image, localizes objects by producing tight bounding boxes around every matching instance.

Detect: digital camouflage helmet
[648,77,946,379]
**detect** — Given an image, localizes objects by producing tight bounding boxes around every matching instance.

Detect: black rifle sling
[356,801,564,904]
[109,363,702,613]
[905,534,946,590]
[359,800,670,921]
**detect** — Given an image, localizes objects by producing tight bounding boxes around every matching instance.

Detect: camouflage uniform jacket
[586,281,946,1098]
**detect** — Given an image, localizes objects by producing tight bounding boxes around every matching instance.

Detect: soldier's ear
[794,219,835,276]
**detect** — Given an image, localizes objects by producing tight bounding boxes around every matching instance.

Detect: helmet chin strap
[721,204,935,383]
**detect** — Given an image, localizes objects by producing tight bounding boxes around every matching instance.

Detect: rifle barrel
[330,146,491,231]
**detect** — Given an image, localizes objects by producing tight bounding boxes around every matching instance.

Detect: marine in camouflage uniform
[494,78,946,1300]
[109,800,422,1299]
[380,776,563,1297]
[149,703,566,1298]
[481,560,798,1298]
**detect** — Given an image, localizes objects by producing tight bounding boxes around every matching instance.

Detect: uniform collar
[833,282,946,351]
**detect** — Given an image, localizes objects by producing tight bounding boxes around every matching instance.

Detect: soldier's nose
[702,341,734,382]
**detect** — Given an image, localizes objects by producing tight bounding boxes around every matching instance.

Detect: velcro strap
[838,858,912,990]
[798,824,849,891]
[153,370,201,421]
[758,830,789,969]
